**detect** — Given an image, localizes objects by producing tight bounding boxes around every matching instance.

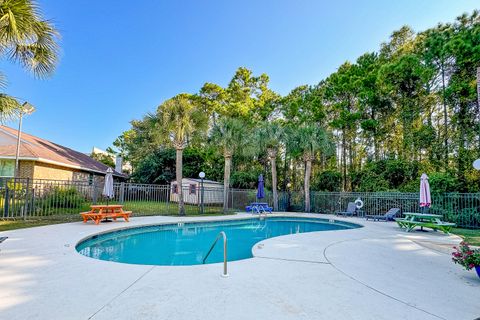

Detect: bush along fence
[0,178,479,228]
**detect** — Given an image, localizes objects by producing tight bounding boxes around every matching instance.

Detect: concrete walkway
[0,213,478,320]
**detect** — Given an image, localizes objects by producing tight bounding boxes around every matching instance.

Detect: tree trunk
[282,152,288,191]
[223,151,232,213]
[268,148,278,211]
[175,147,185,216]
[304,154,313,213]
[342,131,347,191]
[477,67,480,150]
[372,109,379,161]
[441,64,448,169]
[348,132,354,191]
[457,102,467,192]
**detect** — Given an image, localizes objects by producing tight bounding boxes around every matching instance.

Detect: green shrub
[231,170,261,189]
[350,170,390,192]
[398,172,459,193]
[312,170,342,191]
[40,187,87,209]
[428,172,459,193]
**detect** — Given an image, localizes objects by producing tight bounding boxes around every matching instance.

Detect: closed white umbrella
[102,167,114,203]
[101,168,115,223]
[419,173,431,211]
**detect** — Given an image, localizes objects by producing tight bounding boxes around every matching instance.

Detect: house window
[0,160,15,177]
[172,184,178,194]
[189,184,196,195]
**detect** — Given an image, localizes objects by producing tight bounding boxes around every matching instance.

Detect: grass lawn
[0,216,82,232]
[0,201,234,232]
[451,228,480,246]
[122,200,225,215]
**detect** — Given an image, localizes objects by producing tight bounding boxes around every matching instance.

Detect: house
[170,178,223,204]
[0,125,127,182]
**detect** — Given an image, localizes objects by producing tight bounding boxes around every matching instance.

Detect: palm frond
[0,0,59,78]
[0,94,22,122]
[211,117,253,156]
[10,20,59,78]
[157,94,207,148]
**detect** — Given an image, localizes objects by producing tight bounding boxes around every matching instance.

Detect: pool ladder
[202,231,228,277]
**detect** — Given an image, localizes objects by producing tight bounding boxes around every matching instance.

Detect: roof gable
[0,126,127,177]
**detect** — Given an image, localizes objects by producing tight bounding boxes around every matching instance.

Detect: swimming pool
[76,217,360,266]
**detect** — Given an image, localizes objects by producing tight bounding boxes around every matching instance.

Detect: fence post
[3,181,8,217]
[119,182,125,204]
[24,178,30,221]
[92,179,97,204]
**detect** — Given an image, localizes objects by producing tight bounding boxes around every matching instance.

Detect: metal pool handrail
[202,231,228,277]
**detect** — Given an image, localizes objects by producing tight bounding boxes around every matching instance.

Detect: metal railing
[0,177,479,229]
[279,191,480,228]
[202,231,228,277]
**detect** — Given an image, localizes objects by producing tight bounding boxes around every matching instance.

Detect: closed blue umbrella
[256,174,265,201]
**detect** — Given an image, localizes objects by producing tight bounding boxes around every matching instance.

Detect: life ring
[354,198,364,209]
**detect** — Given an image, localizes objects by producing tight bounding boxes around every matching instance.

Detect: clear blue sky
[1,0,478,152]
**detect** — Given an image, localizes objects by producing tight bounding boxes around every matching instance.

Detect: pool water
[76,217,360,266]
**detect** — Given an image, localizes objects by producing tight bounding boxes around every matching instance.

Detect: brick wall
[32,162,75,180]
[18,160,111,183]
[18,161,35,179]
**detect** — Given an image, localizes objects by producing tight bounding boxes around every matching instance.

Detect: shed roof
[172,178,222,185]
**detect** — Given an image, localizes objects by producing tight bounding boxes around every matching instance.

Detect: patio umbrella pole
[418,173,431,232]
[102,168,115,223]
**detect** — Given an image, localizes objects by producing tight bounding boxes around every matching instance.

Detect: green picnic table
[395,212,456,234]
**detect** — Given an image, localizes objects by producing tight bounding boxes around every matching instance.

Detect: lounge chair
[365,208,400,221]
[246,203,273,214]
[336,202,356,216]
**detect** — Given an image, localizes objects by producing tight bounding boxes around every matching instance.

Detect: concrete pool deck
[0,213,478,320]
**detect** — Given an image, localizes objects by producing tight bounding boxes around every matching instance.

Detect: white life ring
[355,198,364,209]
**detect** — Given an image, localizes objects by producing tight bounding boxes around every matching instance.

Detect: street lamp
[474,159,480,192]
[474,159,480,171]
[14,102,36,178]
[286,182,292,212]
[199,171,205,214]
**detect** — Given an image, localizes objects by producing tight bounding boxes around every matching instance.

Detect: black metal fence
[0,178,479,228]
[0,178,230,218]
[278,191,480,228]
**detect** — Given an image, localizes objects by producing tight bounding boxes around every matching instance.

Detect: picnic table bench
[81,205,132,225]
[396,212,455,234]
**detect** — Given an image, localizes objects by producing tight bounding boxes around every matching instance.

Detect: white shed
[170,178,223,204]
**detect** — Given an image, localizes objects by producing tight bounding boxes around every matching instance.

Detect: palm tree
[0,0,59,120]
[158,94,207,215]
[287,125,331,212]
[255,122,284,211]
[211,118,250,213]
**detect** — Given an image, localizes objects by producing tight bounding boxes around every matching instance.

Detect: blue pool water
[76,217,360,266]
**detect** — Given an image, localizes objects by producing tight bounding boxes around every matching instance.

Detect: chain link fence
[0,178,479,228]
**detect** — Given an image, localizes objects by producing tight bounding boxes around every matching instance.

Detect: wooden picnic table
[396,212,455,234]
[80,204,131,225]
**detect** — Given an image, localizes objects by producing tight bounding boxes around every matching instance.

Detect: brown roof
[0,126,127,177]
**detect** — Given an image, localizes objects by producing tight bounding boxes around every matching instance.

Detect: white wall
[170,179,223,204]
